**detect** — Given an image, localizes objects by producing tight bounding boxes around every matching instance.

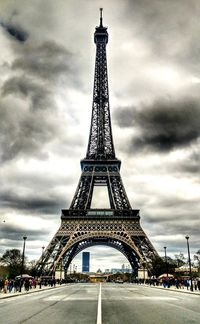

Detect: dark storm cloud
[0,39,81,162]
[0,97,58,162]
[0,224,51,256]
[0,224,49,241]
[0,172,72,216]
[0,38,82,163]
[115,98,200,152]
[2,76,52,111]
[12,41,75,82]
[149,222,200,252]
[144,204,199,224]
[0,21,28,42]
[0,188,66,215]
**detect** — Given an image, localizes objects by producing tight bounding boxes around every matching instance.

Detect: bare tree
[0,249,27,277]
[194,250,200,269]
[174,252,186,267]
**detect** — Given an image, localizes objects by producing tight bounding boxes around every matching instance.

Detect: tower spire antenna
[100,7,103,27]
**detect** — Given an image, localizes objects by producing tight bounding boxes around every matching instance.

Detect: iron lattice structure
[36,10,159,277]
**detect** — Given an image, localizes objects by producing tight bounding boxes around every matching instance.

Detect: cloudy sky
[0,0,199,272]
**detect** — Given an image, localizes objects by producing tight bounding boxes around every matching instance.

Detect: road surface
[0,283,199,323]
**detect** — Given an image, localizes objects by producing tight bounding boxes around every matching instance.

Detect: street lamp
[164,246,168,278]
[185,235,193,291]
[19,236,27,292]
[40,246,45,276]
[142,262,146,283]
[60,258,63,281]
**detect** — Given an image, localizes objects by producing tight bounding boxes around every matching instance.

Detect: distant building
[111,268,122,274]
[104,269,110,274]
[111,267,132,274]
[82,252,90,272]
[96,268,102,273]
[89,274,107,283]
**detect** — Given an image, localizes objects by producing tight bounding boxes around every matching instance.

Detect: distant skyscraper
[82,252,90,272]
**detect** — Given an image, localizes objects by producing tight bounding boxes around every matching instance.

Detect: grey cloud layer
[0,188,66,215]
[2,76,52,110]
[0,97,58,162]
[12,41,75,81]
[115,98,200,152]
[0,37,81,162]
[125,0,200,69]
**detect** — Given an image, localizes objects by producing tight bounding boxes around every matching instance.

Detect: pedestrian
[193,279,197,291]
[4,278,8,293]
[8,280,13,293]
[175,279,179,289]
[0,279,4,292]
[162,279,167,288]
[29,279,32,290]
[20,278,24,292]
[197,279,200,291]
[32,278,36,289]
[38,278,42,289]
[14,279,19,293]
[24,278,29,291]
[184,279,189,290]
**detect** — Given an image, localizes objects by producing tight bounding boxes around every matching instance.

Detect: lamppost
[19,236,27,292]
[164,246,168,278]
[60,258,63,281]
[42,246,45,256]
[142,262,146,283]
[185,235,193,291]
[40,246,45,276]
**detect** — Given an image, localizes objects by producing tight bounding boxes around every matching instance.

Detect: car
[115,279,123,284]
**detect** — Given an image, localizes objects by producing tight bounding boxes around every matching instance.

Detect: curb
[0,284,70,300]
[143,284,200,296]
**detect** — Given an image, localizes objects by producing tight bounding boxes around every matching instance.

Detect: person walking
[32,278,36,289]
[4,278,8,293]
[197,279,200,291]
[8,280,13,293]
[175,278,179,289]
[14,279,20,293]
[193,279,197,291]
[0,279,4,292]
[24,278,29,291]
[38,278,42,289]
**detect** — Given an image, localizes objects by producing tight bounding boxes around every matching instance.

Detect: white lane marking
[44,295,67,301]
[96,283,102,324]
[64,296,96,301]
[103,296,178,301]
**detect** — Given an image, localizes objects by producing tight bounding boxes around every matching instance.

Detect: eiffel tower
[37,9,159,277]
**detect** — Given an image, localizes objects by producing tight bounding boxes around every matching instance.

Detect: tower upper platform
[94,8,108,44]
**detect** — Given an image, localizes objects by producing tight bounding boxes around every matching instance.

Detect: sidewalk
[143,284,200,296]
[0,284,69,300]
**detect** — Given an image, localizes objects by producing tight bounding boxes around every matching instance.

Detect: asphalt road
[0,283,199,324]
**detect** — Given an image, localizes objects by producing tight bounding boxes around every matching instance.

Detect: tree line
[0,248,199,279]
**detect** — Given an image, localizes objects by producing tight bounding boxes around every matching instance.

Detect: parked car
[115,279,123,284]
